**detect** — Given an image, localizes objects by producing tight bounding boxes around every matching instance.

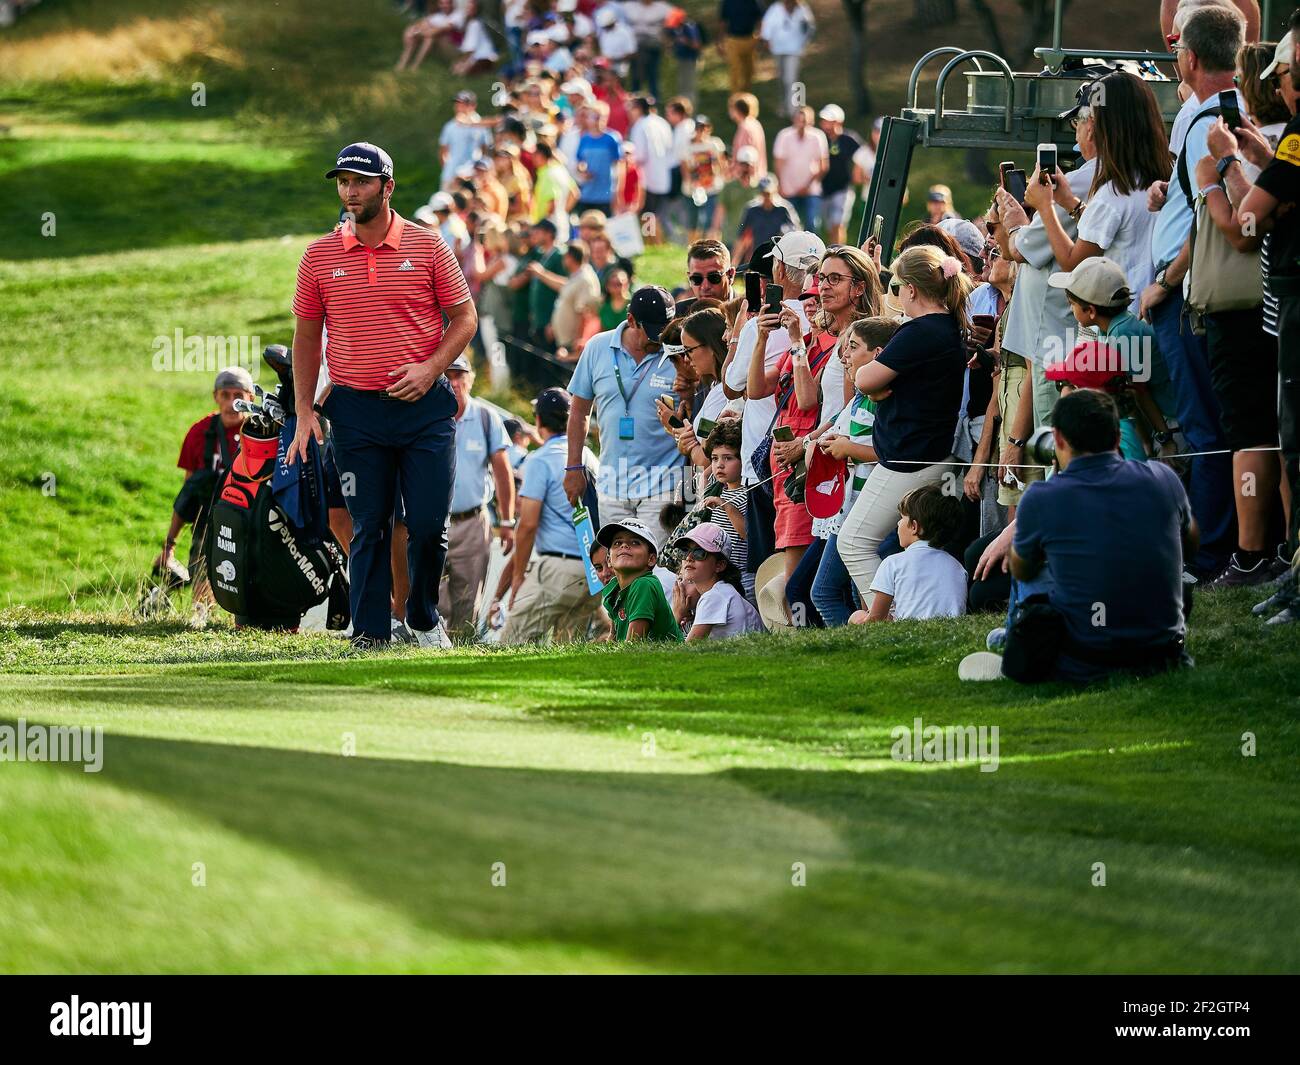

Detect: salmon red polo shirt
[291,210,472,391]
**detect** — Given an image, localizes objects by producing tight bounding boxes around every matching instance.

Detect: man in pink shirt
[771,105,828,232]
[728,92,767,180]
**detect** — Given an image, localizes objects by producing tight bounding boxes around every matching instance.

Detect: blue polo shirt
[1013,452,1190,683]
[568,323,685,498]
[451,399,510,513]
[519,434,589,557]
[1150,90,1248,270]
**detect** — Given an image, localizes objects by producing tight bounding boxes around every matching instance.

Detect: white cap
[596,9,617,26]
[560,77,592,97]
[428,191,456,212]
[596,518,660,552]
[556,0,578,11]
[766,231,827,272]
[818,104,845,123]
[1047,256,1133,307]
[735,145,759,165]
[1262,32,1293,80]
[525,30,549,47]
[413,205,438,226]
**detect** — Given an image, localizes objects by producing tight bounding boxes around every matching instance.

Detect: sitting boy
[597,518,685,642]
[852,484,967,622]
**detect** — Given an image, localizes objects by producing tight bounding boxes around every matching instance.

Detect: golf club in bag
[205,344,350,631]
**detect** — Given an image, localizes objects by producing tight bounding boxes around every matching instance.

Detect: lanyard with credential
[612,349,648,440]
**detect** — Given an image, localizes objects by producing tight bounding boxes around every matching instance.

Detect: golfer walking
[288,142,478,649]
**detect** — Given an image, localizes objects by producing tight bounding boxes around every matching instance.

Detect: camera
[1025,426,1057,468]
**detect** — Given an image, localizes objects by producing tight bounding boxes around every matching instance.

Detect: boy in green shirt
[597,519,684,642]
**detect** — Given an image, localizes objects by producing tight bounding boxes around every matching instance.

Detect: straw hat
[755,552,793,631]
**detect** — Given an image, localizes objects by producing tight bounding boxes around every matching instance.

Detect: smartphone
[998,161,1016,190]
[1005,168,1029,209]
[870,213,884,245]
[764,281,785,313]
[744,271,764,314]
[772,426,795,442]
[764,281,784,314]
[695,417,717,438]
[1037,143,1057,184]
[1218,89,1242,133]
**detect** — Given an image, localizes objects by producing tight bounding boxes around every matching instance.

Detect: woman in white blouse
[1028,71,1171,315]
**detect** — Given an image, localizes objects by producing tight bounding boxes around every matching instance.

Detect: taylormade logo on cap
[326,142,394,180]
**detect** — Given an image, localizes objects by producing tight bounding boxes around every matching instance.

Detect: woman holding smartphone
[783,246,885,623]
[837,245,972,603]
[668,307,732,470]
[1025,71,1169,314]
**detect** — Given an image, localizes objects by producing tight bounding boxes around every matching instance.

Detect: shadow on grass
[20,721,1300,972]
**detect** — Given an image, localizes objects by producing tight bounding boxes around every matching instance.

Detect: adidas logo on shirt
[332,268,346,278]
[398,259,414,271]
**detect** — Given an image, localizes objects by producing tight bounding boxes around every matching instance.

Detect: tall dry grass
[0,11,239,82]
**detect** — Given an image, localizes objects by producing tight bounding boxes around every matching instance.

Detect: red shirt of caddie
[291,210,471,391]
[178,415,240,472]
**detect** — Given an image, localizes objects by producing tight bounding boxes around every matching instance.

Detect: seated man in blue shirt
[1006,389,1199,684]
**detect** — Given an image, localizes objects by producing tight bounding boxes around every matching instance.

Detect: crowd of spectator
[194,0,1294,683]
[391,0,880,367]
[471,1,1297,682]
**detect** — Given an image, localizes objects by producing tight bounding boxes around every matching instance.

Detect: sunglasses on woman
[683,547,717,562]
[688,271,727,286]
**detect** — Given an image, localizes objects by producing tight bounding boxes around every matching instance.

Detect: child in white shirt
[852,483,967,622]
[670,522,763,641]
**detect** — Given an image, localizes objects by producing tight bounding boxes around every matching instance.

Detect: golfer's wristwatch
[1217,154,1242,178]
[498,519,517,529]
[1007,436,1028,448]
[1156,268,1175,292]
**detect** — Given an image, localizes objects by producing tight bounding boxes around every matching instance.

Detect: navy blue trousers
[1149,290,1235,574]
[324,380,457,640]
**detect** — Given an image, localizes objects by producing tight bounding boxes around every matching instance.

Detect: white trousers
[837,461,949,603]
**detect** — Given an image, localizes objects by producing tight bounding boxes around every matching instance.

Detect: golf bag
[205,345,350,630]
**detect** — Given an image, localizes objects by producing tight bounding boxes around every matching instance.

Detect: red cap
[1044,339,1128,392]
[805,445,847,519]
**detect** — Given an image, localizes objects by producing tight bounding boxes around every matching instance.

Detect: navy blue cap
[532,387,571,422]
[628,285,676,343]
[326,142,394,180]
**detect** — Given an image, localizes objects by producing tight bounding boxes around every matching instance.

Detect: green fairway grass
[2,588,1299,974]
[2,0,1296,975]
